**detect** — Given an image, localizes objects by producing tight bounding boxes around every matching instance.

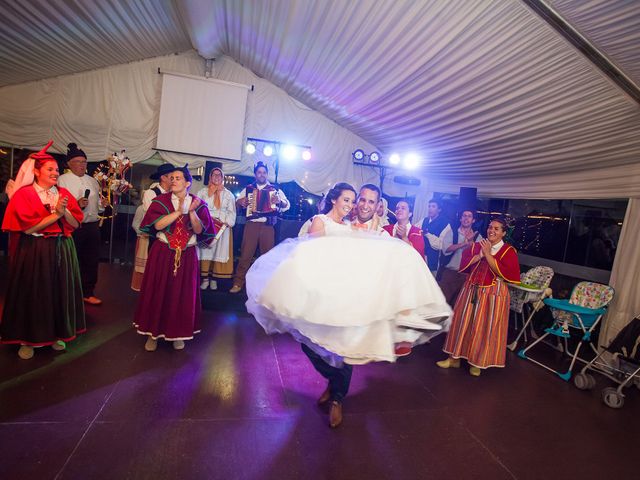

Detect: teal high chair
[518,281,614,381]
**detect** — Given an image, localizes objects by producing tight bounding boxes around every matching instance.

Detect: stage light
[404,153,420,170]
[301,149,312,161]
[369,151,380,163]
[245,142,256,155]
[263,145,273,157]
[307,198,314,205]
[352,149,365,161]
[389,153,401,165]
[282,145,297,160]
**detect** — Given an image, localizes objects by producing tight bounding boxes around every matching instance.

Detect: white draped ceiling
[0,0,638,191]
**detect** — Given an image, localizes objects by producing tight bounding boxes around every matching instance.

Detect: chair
[507,266,554,351]
[518,281,614,381]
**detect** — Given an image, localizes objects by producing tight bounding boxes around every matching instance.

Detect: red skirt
[443,279,510,369]
[133,241,201,340]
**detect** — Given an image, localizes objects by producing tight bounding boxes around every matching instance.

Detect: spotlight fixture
[263,145,273,157]
[389,153,401,165]
[404,153,420,170]
[301,149,312,161]
[352,149,365,161]
[282,145,297,160]
[245,142,256,155]
[369,151,381,163]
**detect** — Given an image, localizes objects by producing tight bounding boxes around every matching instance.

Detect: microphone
[81,189,90,209]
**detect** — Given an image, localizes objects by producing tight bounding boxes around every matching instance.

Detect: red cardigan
[459,242,520,287]
[383,223,425,258]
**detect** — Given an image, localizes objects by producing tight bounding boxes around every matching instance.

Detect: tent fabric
[0,0,639,187]
[548,0,640,87]
[0,0,192,88]
[602,198,640,348]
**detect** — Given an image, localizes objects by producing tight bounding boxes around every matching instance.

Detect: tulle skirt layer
[246,235,452,365]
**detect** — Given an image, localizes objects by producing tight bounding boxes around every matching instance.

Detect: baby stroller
[573,316,640,409]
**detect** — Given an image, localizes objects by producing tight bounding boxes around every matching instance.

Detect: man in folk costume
[230,161,289,293]
[197,167,236,290]
[383,199,424,256]
[437,217,520,376]
[438,209,482,305]
[130,163,174,291]
[421,198,452,276]
[133,165,215,351]
[1,141,86,359]
[57,143,108,305]
[383,199,428,357]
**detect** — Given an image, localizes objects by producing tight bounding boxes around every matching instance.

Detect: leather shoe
[83,296,103,305]
[329,401,343,428]
[317,385,331,406]
[229,285,242,294]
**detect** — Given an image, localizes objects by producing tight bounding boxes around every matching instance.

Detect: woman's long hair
[321,182,357,214]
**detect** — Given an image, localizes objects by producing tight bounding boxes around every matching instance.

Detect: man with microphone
[58,143,108,305]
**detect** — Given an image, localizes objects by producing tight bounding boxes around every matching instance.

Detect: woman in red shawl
[1,141,85,359]
[437,217,520,376]
[133,165,215,351]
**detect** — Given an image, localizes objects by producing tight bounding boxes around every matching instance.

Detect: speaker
[393,175,421,186]
[459,187,477,212]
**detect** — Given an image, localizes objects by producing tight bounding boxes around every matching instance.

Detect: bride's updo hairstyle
[321,182,357,214]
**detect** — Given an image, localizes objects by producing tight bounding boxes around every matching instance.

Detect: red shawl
[2,185,83,237]
[459,242,520,287]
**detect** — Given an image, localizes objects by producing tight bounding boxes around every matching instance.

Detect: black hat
[150,163,176,180]
[66,142,87,162]
[168,163,192,183]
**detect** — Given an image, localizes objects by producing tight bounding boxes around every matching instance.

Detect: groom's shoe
[317,385,331,406]
[329,401,343,428]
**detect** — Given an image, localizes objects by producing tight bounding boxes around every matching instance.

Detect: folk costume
[383,222,425,257]
[130,164,173,291]
[57,143,104,302]
[421,215,451,273]
[443,241,520,369]
[197,170,236,289]
[133,191,215,341]
[232,179,289,290]
[1,142,86,349]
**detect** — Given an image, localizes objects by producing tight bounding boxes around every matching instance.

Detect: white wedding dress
[246,214,452,365]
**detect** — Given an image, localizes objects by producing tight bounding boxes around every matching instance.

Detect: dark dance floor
[0,262,637,479]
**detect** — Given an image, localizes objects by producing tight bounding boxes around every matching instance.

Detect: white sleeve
[441,225,454,256]
[142,189,155,211]
[221,190,237,227]
[426,224,451,251]
[277,189,290,212]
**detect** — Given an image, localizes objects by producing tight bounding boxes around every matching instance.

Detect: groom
[302,183,386,428]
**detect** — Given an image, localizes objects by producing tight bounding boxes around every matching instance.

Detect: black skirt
[0,234,86,345]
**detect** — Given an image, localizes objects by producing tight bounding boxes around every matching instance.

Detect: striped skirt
[443,279,510,369]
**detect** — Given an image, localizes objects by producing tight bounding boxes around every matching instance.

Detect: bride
[246,182,451,365]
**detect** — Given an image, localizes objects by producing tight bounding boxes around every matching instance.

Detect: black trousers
[301,343,353,403]
[72,221,101,297]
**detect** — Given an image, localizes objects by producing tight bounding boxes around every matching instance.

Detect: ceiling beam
[522,0,640,105]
